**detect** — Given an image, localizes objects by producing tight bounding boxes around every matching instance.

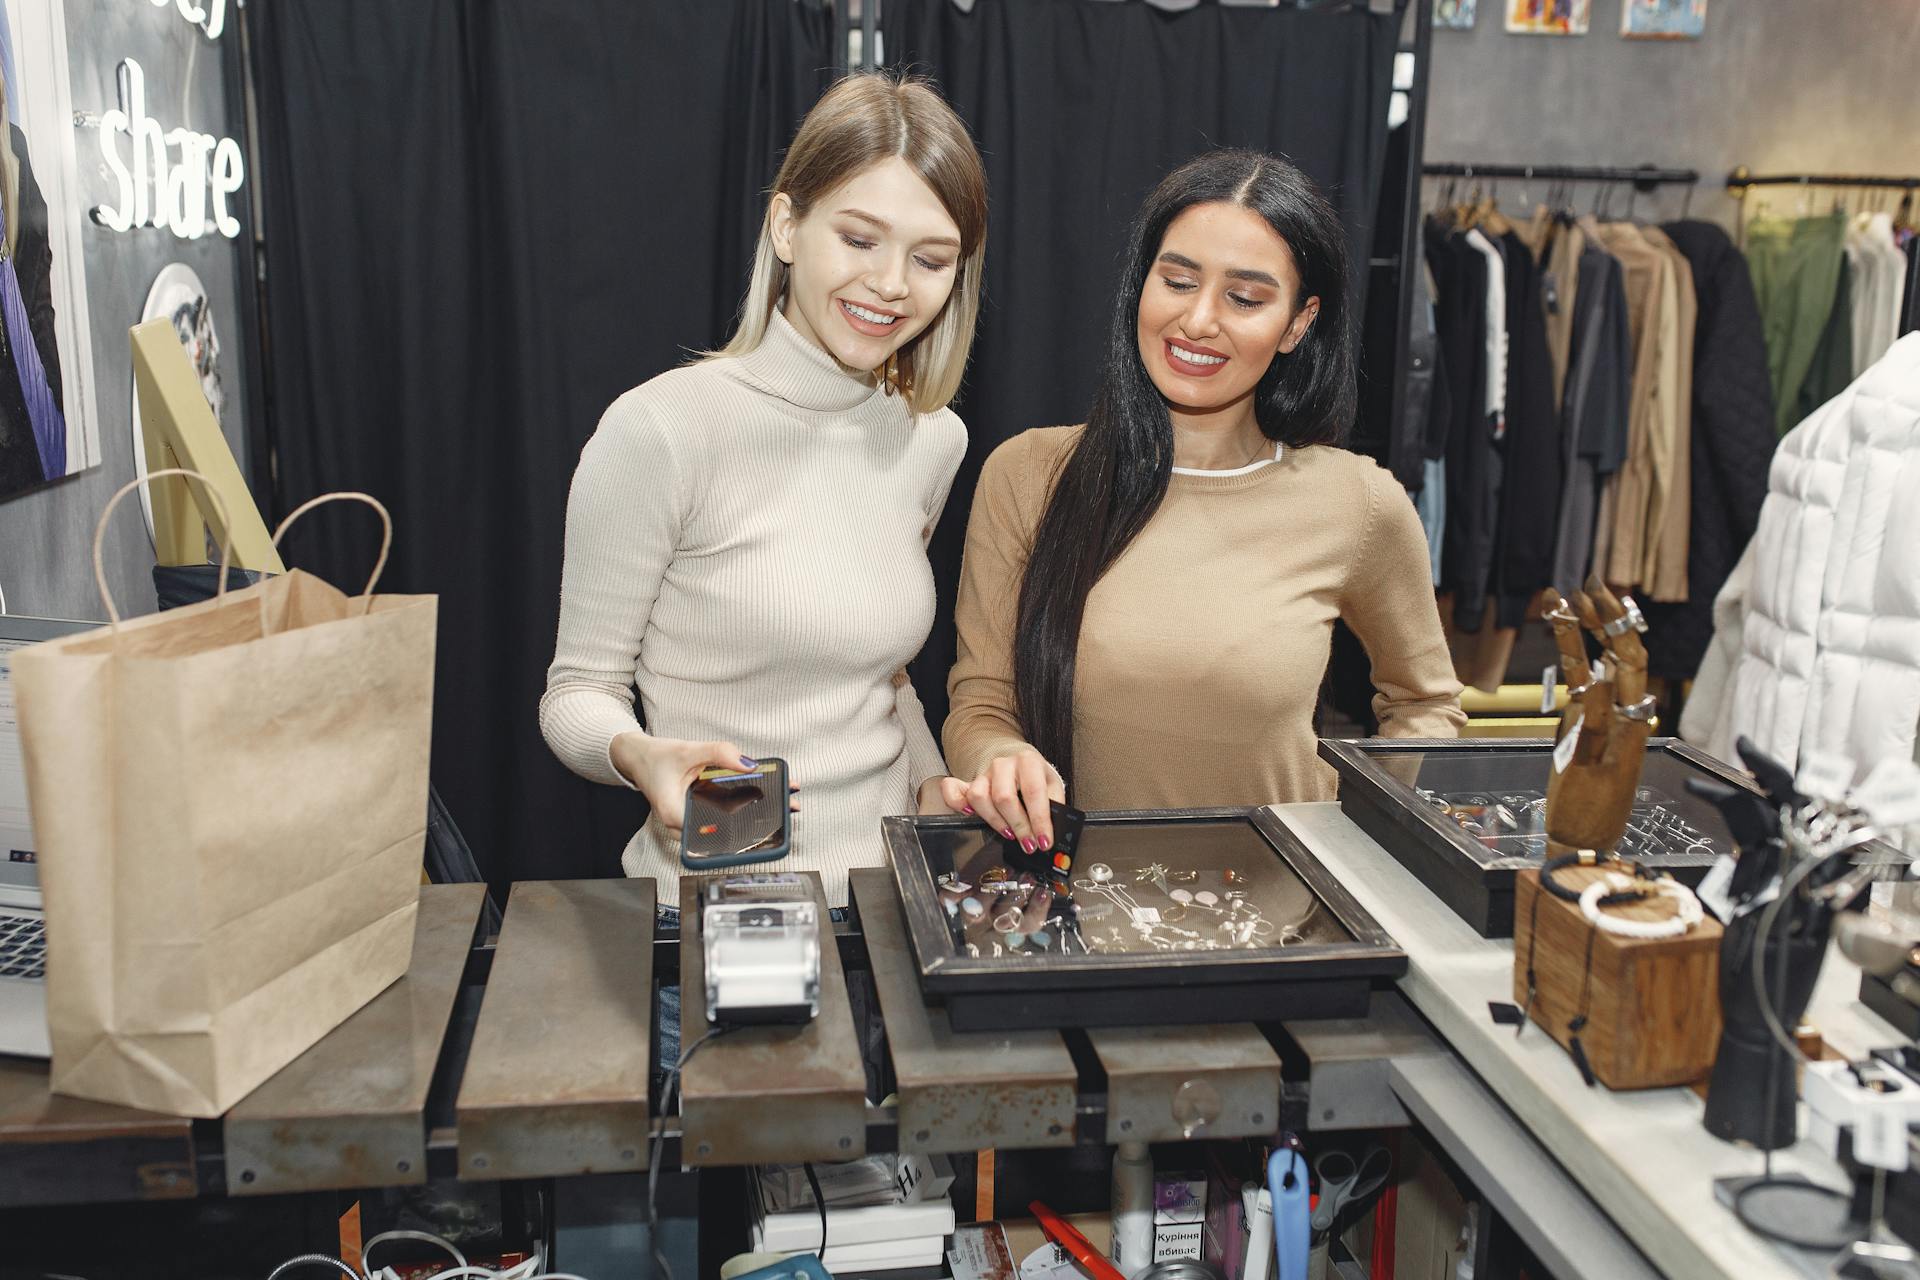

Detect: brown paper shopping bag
[10,472,435,1116]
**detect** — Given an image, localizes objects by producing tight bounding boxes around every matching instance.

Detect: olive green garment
[1796,258,1855,426]
[1746,212,1846,436]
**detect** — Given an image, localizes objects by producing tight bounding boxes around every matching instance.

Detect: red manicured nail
[962,805,975,815]
[1003,828,1016,840]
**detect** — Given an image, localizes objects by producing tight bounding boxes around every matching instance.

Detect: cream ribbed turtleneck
[540,311,965,907]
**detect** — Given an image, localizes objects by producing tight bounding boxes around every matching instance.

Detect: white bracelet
[1579,871,1704,939]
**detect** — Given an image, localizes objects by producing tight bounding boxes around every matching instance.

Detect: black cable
[804,1161,830,1259]
[648,1023,741,1280]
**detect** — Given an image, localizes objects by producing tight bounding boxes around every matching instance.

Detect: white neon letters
[147,0,226,42]
[90,58,245,241]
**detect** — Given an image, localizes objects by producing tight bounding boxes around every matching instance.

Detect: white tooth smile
[1171,345,1226,366]
[844,302,899,325]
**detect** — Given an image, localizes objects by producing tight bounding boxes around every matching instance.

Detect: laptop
[0,614,95,1058]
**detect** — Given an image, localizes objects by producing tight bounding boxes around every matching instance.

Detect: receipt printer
[701,872,822,1025]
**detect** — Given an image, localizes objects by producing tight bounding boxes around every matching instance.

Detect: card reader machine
[701,873,821,1026]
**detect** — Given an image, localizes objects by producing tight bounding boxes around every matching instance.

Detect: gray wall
[1421,1,1920,228]
[0,0,251,622]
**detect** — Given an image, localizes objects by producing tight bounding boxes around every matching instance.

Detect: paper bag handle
[94,468,236,631]
[260,492,394,637]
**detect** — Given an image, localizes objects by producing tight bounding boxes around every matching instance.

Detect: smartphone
[680,758,791,869]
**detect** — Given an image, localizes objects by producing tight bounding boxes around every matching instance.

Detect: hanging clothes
[1641,221,1777,681]
[1682,333,1920,780]
[1529,211,1585,411]
[1746,211,1848,436]
[1489,227,1564,620]
[1465,228,1510,441]
[1591,221,1691,603]
[1413,259,1452,585]
[1551,242,1632,595]
[1451,224,1565,691]
[1847,211,1908,375]
[1427,215,1499,630]
[1640,224,1696,604]
[1797,255,1855,421]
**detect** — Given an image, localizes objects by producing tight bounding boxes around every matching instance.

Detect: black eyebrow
[1157,251,1279,288]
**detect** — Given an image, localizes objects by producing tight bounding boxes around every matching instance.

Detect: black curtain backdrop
[250,1,833,885]
[880,0,1402,730]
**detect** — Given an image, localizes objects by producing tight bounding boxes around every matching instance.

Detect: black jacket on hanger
[1641,220,1777,680]
[1489,229,1562,626]
[1426,216,1496,629]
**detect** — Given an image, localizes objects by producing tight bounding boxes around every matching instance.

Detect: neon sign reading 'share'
[89,59,245,241]
[147,0,227,41]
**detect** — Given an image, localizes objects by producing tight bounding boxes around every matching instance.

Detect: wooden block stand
[1512,867,1723,1090]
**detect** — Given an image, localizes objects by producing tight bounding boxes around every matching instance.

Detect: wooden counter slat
[851,868,1078,1152]
[456,879,655,1181]
[678,871,865,1166]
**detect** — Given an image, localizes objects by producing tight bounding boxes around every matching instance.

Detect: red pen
[1029,1199,1128,1280]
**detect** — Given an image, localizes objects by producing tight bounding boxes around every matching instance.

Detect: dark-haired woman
[937,150,1464,849]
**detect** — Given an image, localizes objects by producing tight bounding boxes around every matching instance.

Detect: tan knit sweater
[540,311,964,907]
[944,427,1465,809]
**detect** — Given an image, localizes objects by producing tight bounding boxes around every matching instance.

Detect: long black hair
[1013,149,1357,789]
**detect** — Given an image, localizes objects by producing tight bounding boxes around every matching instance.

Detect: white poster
[0,0,98,502]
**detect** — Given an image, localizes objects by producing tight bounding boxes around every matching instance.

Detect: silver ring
[1603,597,1648,636]
[1617,694,1659,722]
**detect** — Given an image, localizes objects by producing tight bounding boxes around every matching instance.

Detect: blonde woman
[541,73,987,921]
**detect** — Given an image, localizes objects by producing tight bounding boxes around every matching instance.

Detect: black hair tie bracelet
[1541,851,1650,908]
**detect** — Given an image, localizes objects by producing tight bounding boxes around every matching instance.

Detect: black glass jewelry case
[1317,737,1744,939]
[880,807,1406,1032]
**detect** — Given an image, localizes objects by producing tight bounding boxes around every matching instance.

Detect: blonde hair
[712,73,987,415]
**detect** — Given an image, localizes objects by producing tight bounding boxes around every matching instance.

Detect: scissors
[1310,1145,1391,1234]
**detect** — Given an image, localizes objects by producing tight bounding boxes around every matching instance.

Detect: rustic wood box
[1511,866,1723,1090]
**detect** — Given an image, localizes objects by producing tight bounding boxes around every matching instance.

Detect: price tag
[1695,854,1737,923]
[1540,665,1558,715]
[1131,907,1161,925]
[1796,751,1855,804]
[1552,712,1583,774]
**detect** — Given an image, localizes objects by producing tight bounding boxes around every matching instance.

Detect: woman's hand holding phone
[959,748,1065,852]
[610,732,797,839]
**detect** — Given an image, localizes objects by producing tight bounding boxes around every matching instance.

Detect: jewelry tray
[1317,737,1742,939]
[880,807,1406,1032]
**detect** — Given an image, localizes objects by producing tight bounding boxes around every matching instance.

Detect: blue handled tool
[1268,1146,1311,1280]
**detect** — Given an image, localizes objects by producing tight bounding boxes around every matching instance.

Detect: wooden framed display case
[1318,737,1741,938]
[880,807,1406,1032]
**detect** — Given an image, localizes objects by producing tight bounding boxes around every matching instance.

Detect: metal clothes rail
[1423,162,1701,190]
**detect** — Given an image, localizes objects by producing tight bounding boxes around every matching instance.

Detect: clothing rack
[1424,162,1701,191]
[1727,167,1920,195]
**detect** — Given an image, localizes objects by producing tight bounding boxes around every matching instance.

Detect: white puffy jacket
[1682,332,1920,779]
